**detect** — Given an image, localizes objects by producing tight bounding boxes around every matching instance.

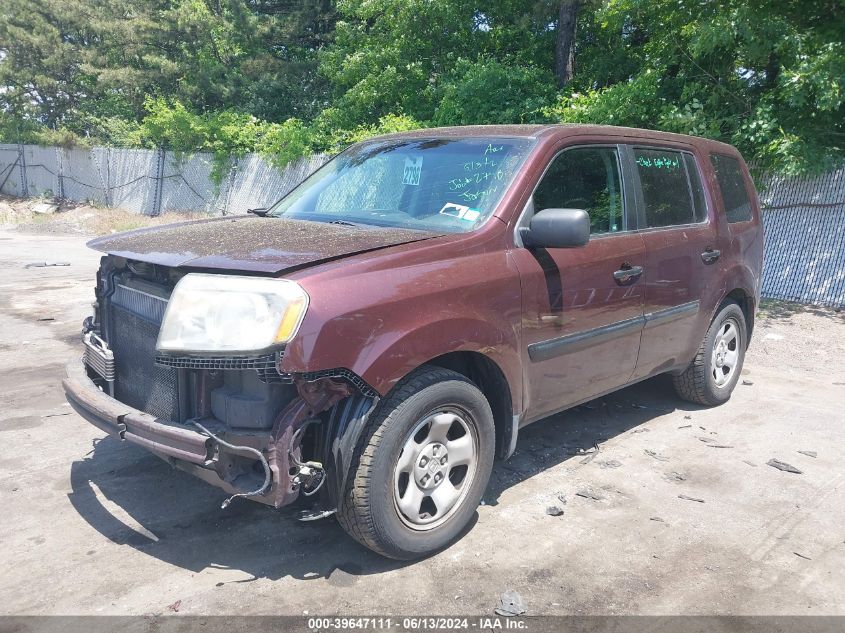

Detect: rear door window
[710,154,752,223]
[533,146,625,235]
[633,148,699,228]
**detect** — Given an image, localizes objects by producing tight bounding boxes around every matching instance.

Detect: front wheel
[673,300,747,406]
[336,367,495,559]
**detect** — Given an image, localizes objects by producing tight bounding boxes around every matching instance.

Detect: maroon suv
[64,124,764,559]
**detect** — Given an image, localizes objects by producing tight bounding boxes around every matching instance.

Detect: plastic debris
[707,444,734,449]
[644,449,670,462]
[767,459,803,474]
[677,424,692,429]
[678,494,705,503]
[742,460,758,467]
[495,590,526,617]
[545,505,564,517]
[167,600,182,612]
[742,379,754,386]
[575,488,605,501]
[650,516,665,522]
[794,552,812,560]
[25,261,70,268]
[797,450,817,458]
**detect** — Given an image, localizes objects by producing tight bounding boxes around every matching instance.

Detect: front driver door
[511,144,646,422]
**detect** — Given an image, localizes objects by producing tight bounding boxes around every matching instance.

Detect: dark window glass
[710,154,752,223]
[684,154,708,222]
[634,148,696,227]
[533,147,624,235]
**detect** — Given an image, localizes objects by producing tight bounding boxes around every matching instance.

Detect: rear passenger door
[626,146,725,381]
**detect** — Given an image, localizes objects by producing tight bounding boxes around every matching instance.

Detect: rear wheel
[673,301,747,406]
[336,366,494,559]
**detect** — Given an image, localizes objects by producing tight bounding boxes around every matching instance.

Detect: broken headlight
[156,274,308,354]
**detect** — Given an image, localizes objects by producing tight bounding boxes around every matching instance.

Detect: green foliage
[1,0,843,176]
[434,59,555,126]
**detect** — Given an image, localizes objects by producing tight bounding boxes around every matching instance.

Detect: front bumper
[63,360,292,507]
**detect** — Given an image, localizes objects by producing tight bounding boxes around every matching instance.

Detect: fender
[350,317,523,412]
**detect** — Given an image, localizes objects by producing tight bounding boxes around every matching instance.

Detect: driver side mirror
[520,208,590,249]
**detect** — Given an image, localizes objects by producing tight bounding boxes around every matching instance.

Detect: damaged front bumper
[63,360,295,508]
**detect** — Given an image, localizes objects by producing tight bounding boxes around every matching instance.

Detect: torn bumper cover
[62,360,295,508]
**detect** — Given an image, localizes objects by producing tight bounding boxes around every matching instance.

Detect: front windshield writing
[269,137,534,232]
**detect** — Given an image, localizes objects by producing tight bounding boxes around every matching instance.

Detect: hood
[87,216,441,274]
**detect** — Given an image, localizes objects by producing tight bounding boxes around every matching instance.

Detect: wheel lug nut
[419,456,428,467]
[440,456,447,465]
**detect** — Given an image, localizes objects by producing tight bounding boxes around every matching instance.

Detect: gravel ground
[0,228,843,618]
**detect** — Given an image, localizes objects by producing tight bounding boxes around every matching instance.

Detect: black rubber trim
[527,300,700,363]
[528,315,646,362]
[643,300,700,328]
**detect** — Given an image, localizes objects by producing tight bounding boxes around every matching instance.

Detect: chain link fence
[0,143,843,306]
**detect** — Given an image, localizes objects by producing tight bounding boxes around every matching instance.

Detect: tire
[673,300,747,406]
[336,366,495,559]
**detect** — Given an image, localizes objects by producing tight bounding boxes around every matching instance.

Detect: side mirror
[521,208,590,249]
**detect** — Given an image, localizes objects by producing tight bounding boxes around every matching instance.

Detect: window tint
[710,153,752,223]
[533,147,624,234]
[684,154,708,222]
[634,148,696,227]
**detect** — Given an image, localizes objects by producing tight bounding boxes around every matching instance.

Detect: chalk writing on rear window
[636,154,680,171]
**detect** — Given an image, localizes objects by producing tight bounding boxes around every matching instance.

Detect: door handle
[613,263,644,285]
[701,247,721,264]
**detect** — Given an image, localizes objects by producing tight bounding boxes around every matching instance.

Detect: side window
[710,154,752,223]
[533,147,624,234]
[633,148,697,227]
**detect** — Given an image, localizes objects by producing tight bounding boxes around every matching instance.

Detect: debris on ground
[25,261,71,268]
[545,506,564,517]
[575,488,605,501]
[644,449,670,462]
[649,516,665,523]
[684,415,692,420]
[665,471,687,482]
[167,600,182,612]
[794,552,812,560]
[678,424,692,429]
[698,436,716,443]
[632,428,650,433]
[579,443,600,465]
[36,317,55,322]
[743,460,758,467]
[598,459,622,469]
[767,459,803,474]
[494,590,526,617]
[32,202,59,215]
[707,444,734,449]
[631,403,648,409]
[742,380,754,386]
[678,494,705,503]
[556,493,567,506]
[798,450,818,458]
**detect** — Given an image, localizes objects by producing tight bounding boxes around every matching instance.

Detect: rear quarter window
[710,154,753,223]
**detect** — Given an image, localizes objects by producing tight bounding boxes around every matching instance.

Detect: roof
[368,123,739,154]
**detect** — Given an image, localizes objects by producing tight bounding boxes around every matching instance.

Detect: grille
[155,353,278,371]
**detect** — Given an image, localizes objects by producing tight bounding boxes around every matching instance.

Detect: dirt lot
[1,223,844,617]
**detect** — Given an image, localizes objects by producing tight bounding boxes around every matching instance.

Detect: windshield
[268,137,535,232]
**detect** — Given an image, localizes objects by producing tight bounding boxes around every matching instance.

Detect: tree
[554,0,580,87]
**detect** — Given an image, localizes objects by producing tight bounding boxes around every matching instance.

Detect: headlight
[156,274,309,354]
